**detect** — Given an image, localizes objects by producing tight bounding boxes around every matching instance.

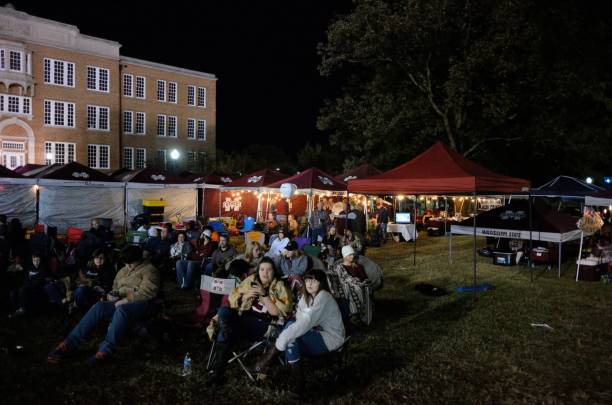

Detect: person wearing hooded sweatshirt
[11,253,61,315]
[73,249,116,309]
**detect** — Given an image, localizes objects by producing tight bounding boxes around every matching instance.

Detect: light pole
[170,149,180,173]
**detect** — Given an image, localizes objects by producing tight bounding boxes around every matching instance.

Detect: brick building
[0,5,216,172]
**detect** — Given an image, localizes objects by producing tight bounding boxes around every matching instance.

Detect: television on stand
[395,212,411,224]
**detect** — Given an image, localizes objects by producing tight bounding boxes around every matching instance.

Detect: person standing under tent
[308,201,329,245]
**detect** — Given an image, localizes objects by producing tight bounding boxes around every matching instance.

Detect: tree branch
[463,137,521,157]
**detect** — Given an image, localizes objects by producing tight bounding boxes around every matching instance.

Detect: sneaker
[47,341,71,364]
[87,351,110,365]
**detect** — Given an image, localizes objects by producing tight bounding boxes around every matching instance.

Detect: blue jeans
[65,299,155,355]
[215,307,271,343]
[310,227,325,245]
[74,286,105,308]
[379,222,388,241]
[176,260,201,288]
[283,320,329,363]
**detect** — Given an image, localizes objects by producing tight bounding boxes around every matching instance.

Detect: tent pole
[576,231,584,282]
[413,195,417,269]
[123,185,128,234]
[558,241,562,279]
[472,191,477,292]
[218,188,221,218]
[529,193,533,282]
[449,224,453,264]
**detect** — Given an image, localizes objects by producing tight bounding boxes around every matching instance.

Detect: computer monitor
[395,212,411,224]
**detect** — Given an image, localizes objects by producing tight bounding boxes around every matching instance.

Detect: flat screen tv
[395,212,411,224]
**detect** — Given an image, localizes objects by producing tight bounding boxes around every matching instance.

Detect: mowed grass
[1,234,612,404]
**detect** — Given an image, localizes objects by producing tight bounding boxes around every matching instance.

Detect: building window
[123,147,134,169]
[187,85,195,106]
[9,50,21,71]
[135,148,146,169]
[0,49,4,70]
[168,82,177,103]
[157,114,166,136]
[187,119,195,139]
[168,116,177,137]
[156,149,166,168]
[157,80,166,102]
[44,141,76,165]
[87,66,110,92]
[135,112,146,134]
[197,87,206,108]
[197,119,206,141]
[87,105,109,131]
[88,144,110,169]
[187,151,196,170]
[43,58,75,87]
[123,74,133,97]
[198,151,207,169]
[136,76,146,99]
[44,100,75,127]
[123,111,133,134]
[8,96,18,113]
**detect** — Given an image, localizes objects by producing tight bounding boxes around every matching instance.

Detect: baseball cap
[284,241,298,251]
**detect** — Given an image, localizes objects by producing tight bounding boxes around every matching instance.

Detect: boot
[253,346,279,373]
[288,360,305,397]
[206,341,230,386]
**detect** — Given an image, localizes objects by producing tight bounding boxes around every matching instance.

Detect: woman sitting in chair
[234,241,264,274]
[327,245,368,321]
[208,257,292,384]
[253,268,345,391]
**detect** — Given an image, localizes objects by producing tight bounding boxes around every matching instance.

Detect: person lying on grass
[47,245,160,365]
[253,268,345,393]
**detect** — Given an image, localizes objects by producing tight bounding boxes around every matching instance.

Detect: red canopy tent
[195,172,235,219]
[216,169,289,219]
[348,141,530,195]
[335,163,382,182]
[263,167,348,218]
[348,141,531,289]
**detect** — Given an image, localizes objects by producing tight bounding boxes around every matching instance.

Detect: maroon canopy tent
[348,141,531,289]
[263,167,348,217]
[195,172,235,218]
[348,141,530,195]
[217,169,289,219]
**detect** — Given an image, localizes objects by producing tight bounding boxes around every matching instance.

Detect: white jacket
[275,290,345,352]
[265,236,289,258]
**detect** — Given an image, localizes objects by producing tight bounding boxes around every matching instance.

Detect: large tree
[318,0,612,181]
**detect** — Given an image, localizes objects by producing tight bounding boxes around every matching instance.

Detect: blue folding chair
[208,221,226,233]
[239,216,255,233]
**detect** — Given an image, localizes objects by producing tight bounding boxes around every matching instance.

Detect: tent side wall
[39,185,125,233]
[127,188,197,224]
[0,183,37,226]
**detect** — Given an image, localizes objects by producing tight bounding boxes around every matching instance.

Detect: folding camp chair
[245,231,265,247]
[239,216,255,233]
[194,275,236,327]
[293,237,310,251]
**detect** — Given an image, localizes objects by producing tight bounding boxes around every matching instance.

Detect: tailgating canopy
[218,169,288,218]
[531,175,604,199]
[118,167,197,224]
[335,163,382,182]
[0,164,36,226]
[585,190,612,207]
[195,172,235,218]
[348,141,530,195]
[451,201,582,243]
[35,162,124,232]
[264,167,347,194]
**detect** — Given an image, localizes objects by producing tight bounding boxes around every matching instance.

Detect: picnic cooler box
[576,257,605,282]
[530,247,557,264]
[142,199,166,225]
[493,251,516,266]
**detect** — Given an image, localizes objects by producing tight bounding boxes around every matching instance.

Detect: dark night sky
[10,1,352,154]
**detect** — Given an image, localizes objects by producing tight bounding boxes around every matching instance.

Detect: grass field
[1,234,612,404]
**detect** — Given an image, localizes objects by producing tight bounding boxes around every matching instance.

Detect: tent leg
[576,231,584,282]
[413,196,417,269]
[449,228,453,264]
[558,241,562,279]
[529,194,533,282]
[472,192,477,292]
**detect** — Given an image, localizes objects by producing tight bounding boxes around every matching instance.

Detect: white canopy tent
[0,176,37,227]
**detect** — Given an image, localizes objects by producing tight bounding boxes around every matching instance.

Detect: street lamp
[586,177,593,184]
[170,149,180,173]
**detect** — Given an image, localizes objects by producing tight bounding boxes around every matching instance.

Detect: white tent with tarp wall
[125,183,198,225]
[0,176,37,227]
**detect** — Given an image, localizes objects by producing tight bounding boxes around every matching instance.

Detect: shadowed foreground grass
[1,234,612,404]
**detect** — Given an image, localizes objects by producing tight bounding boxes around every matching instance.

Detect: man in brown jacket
[47,245,160,365]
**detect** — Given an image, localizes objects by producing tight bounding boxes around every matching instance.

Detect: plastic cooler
[493,251,516,266]
[143,199,166,225]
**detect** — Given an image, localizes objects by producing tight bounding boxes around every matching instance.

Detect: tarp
[336,163,382,182]
[0,183,36,226]
[263,167,348,194]
[585,190,612,207]
[348,141,531,195]
[451,201,582,243]
[117,167,197,223]
[532,176,604,199]
[28,162,123,232]
[13,164,45,175]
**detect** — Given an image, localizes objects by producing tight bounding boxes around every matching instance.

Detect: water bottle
[182,352,192,376]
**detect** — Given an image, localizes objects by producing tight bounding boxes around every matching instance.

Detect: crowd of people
[0,201,385,394]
